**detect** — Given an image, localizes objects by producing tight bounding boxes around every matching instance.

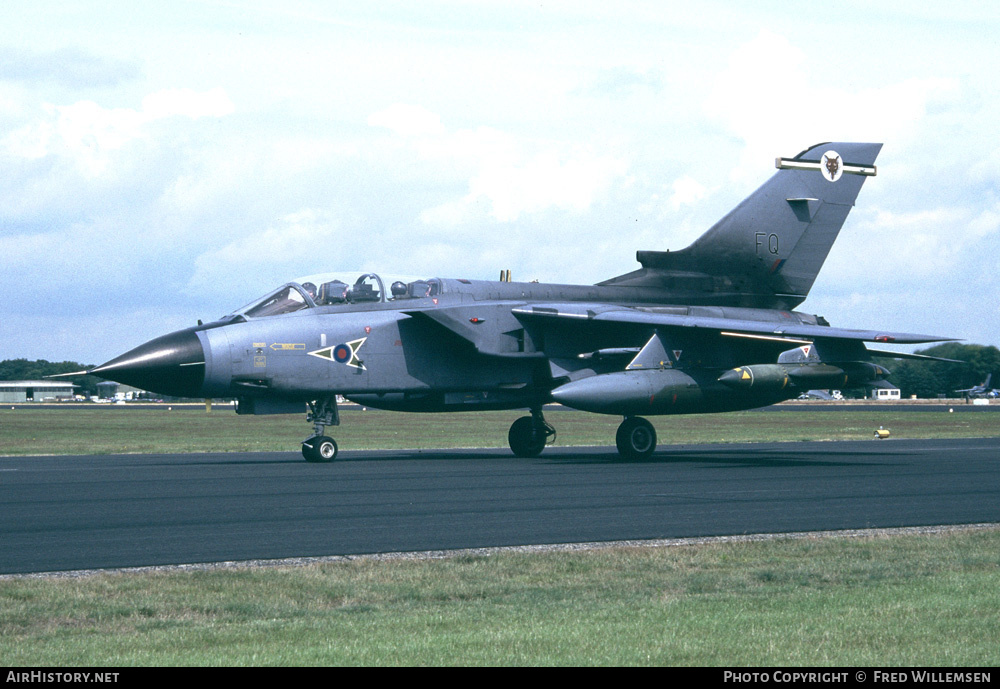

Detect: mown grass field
[1,405,998,455]
[2,529,998,666]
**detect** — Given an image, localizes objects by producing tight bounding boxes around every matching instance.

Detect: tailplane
[602,142,882,309]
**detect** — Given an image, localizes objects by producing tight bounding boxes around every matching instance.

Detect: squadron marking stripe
[775,156,876,177]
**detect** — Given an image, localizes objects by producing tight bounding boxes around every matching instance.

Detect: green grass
[2,529,998,666]
[1,406,998,455]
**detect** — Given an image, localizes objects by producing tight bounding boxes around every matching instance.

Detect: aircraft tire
[616,417,657,460]
[508,416,546,458]
[303,435,338,462]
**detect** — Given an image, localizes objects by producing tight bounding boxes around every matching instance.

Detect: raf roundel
[333,344,353,363]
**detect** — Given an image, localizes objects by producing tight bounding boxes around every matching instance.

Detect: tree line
[882,343,999,399]
[0,359,101,397]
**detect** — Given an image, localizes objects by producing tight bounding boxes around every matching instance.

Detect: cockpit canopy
[229,273,444,319]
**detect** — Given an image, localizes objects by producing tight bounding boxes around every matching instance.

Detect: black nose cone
[92,329,206,398]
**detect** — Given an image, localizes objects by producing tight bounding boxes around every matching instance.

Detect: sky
[2,1,999,365]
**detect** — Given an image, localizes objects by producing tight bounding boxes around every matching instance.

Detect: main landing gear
[507,410,657,460]
[302,397,340,462]
[508,408,556,457]
[615,416,657,461]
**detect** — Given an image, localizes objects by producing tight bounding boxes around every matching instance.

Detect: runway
[2,438,998,575]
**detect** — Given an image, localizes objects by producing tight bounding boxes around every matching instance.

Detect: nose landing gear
[508,408,556,457]
[302,397,340,462]
[302,435,338,462]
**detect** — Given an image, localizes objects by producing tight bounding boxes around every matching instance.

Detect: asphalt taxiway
[2,438,998,575]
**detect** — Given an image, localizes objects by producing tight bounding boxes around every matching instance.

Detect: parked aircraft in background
[90,142,955,461]
[796,390,844,401]
[956,374,997,399]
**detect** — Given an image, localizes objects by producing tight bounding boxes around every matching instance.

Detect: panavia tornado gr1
[90,142,954,461]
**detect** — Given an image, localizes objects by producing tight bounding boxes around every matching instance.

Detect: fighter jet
[90,142,955,461]
[956,374,996,399]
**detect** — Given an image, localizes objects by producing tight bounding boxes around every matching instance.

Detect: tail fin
[602,142,882,309]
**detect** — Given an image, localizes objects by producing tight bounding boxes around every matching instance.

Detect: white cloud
[185,209,342,299]
[2,87,234,177]
[967,207,1000,243]
[370,103,628,224]
[820,204,1000,291]
[704,30,959,185]
[460,145,627,223]
[141,87,233,120]
[368,103,446,138]
[669,175,708,210]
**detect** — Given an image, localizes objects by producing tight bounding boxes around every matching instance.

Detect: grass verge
[1,407,998,455]
[1,528,998,666]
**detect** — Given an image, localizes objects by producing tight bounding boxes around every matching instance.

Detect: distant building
[96,381,146,400]
[0,381,77,403]
[96,381,119,399]
[870,382,902,401]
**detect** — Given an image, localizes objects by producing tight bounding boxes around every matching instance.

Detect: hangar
[0,381,77,403]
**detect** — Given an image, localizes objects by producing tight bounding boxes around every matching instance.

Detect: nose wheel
[508,409,556,457]
[303,435,338,462]
[302,397,341,463]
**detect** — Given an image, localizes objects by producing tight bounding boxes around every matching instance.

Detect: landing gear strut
[616,416,657,460]
[508,408,556,457]
[302,397,340,462]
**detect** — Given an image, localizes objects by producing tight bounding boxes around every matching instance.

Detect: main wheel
[508,416,547,458]
[616,417,657,460]
[303,435,338,462]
